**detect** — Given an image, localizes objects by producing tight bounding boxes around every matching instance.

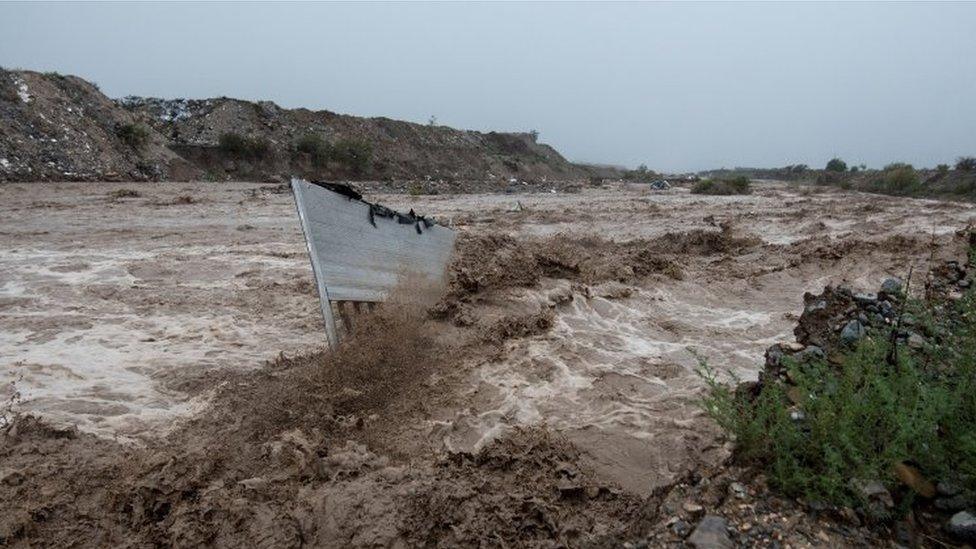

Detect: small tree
[825,158,848,172]
[956,157,976,172]
[883,164,920,195]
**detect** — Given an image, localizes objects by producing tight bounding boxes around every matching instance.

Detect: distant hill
[0,69,589,185]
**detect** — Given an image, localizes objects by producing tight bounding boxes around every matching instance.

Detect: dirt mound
[123,95,587,184]
[0,69,198,182]
[1,69,588,185]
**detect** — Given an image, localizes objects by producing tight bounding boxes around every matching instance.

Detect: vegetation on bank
[691,176,752,195]
[116,123,150,150]
[295,133,331,167]
[809,157,976,200]
[218,132,272,161]
[700,255,976,517]
[330,138,373,175]
[292,133,373,175]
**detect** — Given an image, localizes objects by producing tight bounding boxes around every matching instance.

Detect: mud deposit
[2,181,975,546]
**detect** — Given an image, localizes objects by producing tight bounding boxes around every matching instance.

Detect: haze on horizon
[1,1,974,173]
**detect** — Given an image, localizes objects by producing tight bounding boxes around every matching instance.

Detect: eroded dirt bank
[2,181,975,546]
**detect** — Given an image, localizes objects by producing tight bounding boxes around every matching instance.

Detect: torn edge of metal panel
[298,178,448,232]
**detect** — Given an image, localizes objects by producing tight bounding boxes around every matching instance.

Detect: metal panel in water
[291,178,456,345]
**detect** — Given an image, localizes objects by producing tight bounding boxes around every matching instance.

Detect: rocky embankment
[629,254,976,549]
[0,69,591,185]
[744,253,976,546]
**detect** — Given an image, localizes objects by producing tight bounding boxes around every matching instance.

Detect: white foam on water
[452,280,790,451]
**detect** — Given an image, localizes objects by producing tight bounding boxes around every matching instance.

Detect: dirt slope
[0,69,587,184]
[0,69,198,182]
[121,96,586,184]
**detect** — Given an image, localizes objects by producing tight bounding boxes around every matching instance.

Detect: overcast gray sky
[2,2,974,172]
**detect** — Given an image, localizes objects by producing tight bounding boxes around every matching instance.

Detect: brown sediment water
[1,181,975,546]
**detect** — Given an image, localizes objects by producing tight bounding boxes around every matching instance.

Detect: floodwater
[2,180,974,491]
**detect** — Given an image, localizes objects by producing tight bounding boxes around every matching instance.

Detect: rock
[783,341,805,352]
[683,501,705,517]
[894,520,916,547]
[907,332,926,349]
[893,463,936,498]
[854,292,878,304]
[671,519,692,538]
[764,345,786,368]
[853,479,894,508]
[688,515,733,549]
[936,495,970,512]
[881,277,904,295]
[839,506,860,526]
[794,345,824,362]
[938,481,963,497]
[804,299,827,314]
[729,482,748,499]
[947,511,976,542]
[840,320,867,344]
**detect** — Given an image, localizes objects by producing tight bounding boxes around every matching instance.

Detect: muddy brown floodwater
[2,180,975,546]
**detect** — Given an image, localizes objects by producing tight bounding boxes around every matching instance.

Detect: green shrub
[881,164,920,195]
[691,176,752,195]
[331,138,372,175]
[937,164,951,176]
[957,157,976,172]
[219,132,272,161]
[700,286,976,513]
[116,123,150,150]
[825,158,848,172]
[296,134,330,167]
